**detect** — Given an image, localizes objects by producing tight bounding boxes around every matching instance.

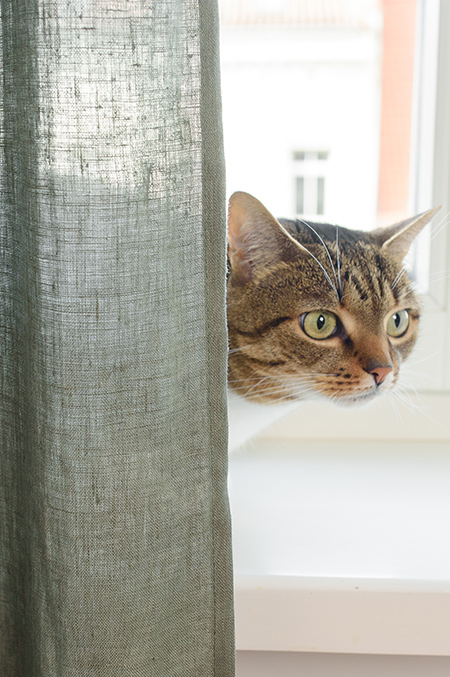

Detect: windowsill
[230,439,450,656]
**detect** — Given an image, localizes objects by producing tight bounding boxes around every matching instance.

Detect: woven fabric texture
[0,1,234,675]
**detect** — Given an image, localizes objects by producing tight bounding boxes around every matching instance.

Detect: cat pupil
[393,313,400,327]
[317,315,326,330]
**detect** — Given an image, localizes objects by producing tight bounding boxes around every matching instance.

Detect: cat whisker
[399,369,439,385]
[246,387,296,402]
[428,271,450,283]
[391,380,439,424]
[245,375,271,396]
[273,372,339,379]
[428,266,450,278]
[386,390,404,424]
[228,344,252,354]
[401,278,417,289]
[259,382,303,395]
[232,379,318,402]
[229,372,339,385]
[396,371,430,396]
[287,381,320,399]
[229,372,347,402]
[244,378,316,401]
[336,224,343,298]
[401,350,439,367]
[399,362,440,384]
[391,266,407,290]
[276,220,339,300]
[393,391,431,422]
[297,218,341,300]
[228,376,270,383]
[399,282,418,298]
[429,210,450,243]
[228,375,283,386]
[230,384,284,398]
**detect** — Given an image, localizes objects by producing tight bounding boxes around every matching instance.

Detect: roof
[219,0,382,29]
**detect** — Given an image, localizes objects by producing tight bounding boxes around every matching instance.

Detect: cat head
[227,191,439,405]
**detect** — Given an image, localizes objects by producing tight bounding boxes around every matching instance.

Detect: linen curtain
[0,1,234,675]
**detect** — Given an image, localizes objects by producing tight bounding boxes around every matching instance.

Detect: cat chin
[328,390,380,408]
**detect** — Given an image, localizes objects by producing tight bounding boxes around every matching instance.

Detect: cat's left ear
[227,191,301,283]
[372,207,441,261]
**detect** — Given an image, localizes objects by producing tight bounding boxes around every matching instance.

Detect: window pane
[295,176,304,214]
[317,177,325,215]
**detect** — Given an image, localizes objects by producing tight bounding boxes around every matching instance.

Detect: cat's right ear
[372,206,441,261]
[228,192,300,284]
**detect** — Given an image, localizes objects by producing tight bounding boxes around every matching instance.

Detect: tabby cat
[227,191,438,442]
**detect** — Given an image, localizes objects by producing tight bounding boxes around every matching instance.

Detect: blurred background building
[219,0,417,229]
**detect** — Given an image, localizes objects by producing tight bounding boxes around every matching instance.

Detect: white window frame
[292,150,330,219]
[409,0,450,392]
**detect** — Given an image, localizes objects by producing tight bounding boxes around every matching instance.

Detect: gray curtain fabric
[0,1,234,675]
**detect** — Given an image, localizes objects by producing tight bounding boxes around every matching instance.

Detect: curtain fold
[0,1,234,675]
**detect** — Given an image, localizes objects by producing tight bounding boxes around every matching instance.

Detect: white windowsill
[230,438,450,656]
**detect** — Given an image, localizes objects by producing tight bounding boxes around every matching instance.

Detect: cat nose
[367,359,393,386]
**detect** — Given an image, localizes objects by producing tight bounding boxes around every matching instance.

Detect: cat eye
[387,309,410,338]
[301,311,338,340]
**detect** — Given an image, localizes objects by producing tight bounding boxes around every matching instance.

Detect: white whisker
[228,344,251,354]
[391,266,407,290]
[399,369,439,385]
[399,282,418,298]
[387,390,404,424]
[429,210,450,243]
[428,271,450,283]
[228,376,274,384]
[276,220,339,300]
[228,372,337,386]
[393,387,439,425]
[336,224,343,298]
[429,267,450,278]
[297,218,340,297]
[245,375,270,396]
[401,351,439,366]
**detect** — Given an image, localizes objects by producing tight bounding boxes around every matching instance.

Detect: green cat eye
[301,311,338,340]
[387,309,410,338]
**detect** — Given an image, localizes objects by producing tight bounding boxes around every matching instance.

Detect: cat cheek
[388,333,418,367]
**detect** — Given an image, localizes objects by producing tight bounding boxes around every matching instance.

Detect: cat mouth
[330,387,387,406]
[339,393,376,406]
[313,371,396,406]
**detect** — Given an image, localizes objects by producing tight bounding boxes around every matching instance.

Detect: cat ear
[372,207,441,261]
[228,191,301,283]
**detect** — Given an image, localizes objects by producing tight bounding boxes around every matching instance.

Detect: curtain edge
[199,0,236,674]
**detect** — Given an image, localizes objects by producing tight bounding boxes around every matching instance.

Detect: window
[293,151,329,217]
[220,0,450,406]
[225,1,450,644]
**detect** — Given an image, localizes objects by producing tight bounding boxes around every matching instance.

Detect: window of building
[293,151,329,217]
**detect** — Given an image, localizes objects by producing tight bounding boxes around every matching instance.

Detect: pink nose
[368,363,393,385]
